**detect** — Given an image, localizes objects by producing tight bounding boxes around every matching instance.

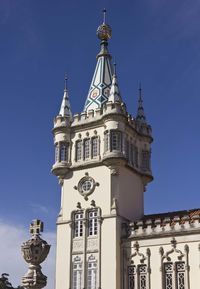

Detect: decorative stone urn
[21,220,50,289]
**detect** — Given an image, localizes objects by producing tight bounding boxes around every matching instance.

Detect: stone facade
[52,15,200,289]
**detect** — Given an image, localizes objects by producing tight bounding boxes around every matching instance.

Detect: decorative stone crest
[74,173,99,200]
[21,220,50,289]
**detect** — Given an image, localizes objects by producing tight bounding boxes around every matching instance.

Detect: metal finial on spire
[64,72,68,91]
[136,82,146,123]
[97,9,112,41]
[103,8,106,23]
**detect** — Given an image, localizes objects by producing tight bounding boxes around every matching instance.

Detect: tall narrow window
[111,131,122,151]
[141,151,150,171]
[76,141,82,161]
[87,256,97,289]
[60,142,68,162]
[84,139,90,160]
[138,265,147,289]
[128,265,136,289]
[92,137,98,158]
[130,144,134,165]
[72,256,82,289]
[133,146,138,167]
[88,210,98,236]
[55,143,59,162]
[104,131,109,152]
[164,263,173,289]
[176,262,185,289]
[74,212,83,238]
[126,139,130,161]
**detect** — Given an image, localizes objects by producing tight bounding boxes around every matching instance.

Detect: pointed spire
[108,63,122,103]
[136,82,146,123]
[84,9,113,112]
[59,73,72,120]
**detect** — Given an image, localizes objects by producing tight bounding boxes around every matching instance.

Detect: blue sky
[1,0,200,285]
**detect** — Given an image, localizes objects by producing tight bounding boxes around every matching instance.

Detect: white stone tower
[52,11,153,289]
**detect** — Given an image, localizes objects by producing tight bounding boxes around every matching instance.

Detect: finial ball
[97,23,112,41]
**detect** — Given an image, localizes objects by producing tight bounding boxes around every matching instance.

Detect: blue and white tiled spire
[59,74,72,120]
[84,10,113,112]
[108,63,122,103]
[136,83,146,123]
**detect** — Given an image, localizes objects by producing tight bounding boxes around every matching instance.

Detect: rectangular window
[128,265,136,289]
[111,131,122,151]
[88,210,98,236]
[74,212,83,238]
[164,262,173,289]
[87,259,97,289]
[104,132,109,152]
[92,137,98,158]
[76,141,82,161]
[138,265,147,289]
[84,139,90,160]
[130,144,134,165]
[55,143,59,162]
[126,139,130,160]
[176,262,185,289]
[133,146,138,167]
[60,142,68,162]
[141,151,150,171]
[73,261,82,289]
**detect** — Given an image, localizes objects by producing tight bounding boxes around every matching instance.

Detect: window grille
[76,141,82,161]
[141,151,150,171]
[176,262,185,289]
[111,131,122,151]
[88,210,98,236]
[60,142,68,162]
[92,137,98,158]
[164,262,185,289]
[128,265,136,289]
[74,212,83,238]
[72,257,82,289]
[84,139,90,160]
[87,256,97,289]
[138,265,147,289]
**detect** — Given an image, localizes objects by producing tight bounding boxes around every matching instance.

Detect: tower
[52,12,153,289]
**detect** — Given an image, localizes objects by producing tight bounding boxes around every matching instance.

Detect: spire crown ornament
[97,9,112,41]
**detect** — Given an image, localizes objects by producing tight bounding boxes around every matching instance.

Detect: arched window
[87,255,97,289]
[74,211,83,238]
[88,210,98,236]
[84,139,90,160]
[72,256,82,289]
[104,131,109,152]
[76,141,82,161]
[92,137,98,158]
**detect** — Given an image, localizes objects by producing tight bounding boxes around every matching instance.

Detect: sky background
[1,0,200,288]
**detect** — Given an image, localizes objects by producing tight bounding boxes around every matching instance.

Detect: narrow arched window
[88,210,98,236]
[76,141,82,161]
[87,256,97,289]
[141,150,150,171]
[104,131,109,152]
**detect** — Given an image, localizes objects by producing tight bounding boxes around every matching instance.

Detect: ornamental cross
[30,219,43,236]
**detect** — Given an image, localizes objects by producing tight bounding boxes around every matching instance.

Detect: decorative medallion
[74,173,99,200]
